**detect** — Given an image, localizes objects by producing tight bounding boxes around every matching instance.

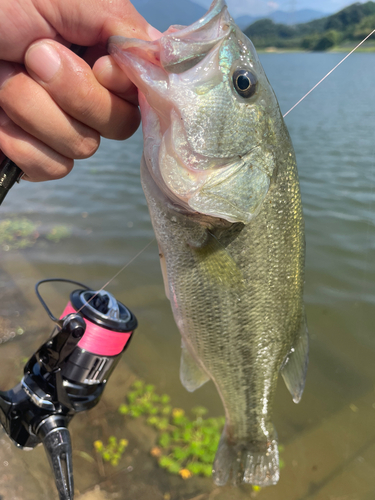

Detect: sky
[191,0,369,17]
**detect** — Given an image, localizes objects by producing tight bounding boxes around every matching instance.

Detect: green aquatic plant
[118,380,225,478]
[115,380,288,488]
[118,380,286,484]
[93,436,128,467]
[0,217,71,250]
[0,218,38,250]
[46,225,71,242]
[153,406,225,478]
[118,380,172,419]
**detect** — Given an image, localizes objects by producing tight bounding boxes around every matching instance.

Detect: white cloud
[267,2,279,11]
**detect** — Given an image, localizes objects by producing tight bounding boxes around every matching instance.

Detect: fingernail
[19,172,29,181]
[26,43,61,82]
[147,25,162,40]
[94,57,113,79]
[0,62,16,89]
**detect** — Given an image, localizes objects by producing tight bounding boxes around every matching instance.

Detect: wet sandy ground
[0,253,375,500]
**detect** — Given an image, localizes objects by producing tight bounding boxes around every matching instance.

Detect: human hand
[0,0,161,181]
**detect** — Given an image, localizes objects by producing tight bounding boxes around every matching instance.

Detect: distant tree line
[244,1,375,51]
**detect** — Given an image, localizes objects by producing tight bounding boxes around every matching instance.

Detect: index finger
[25,39,141,140]
[0,0,156,62]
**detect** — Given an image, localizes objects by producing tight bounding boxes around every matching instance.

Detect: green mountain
[244,1,375,51]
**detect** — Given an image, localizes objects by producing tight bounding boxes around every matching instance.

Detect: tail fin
[213,430,279,487]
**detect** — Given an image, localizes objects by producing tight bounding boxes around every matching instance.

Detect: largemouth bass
[109,0,308,487]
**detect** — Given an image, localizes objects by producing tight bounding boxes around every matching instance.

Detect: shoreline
[257,44,375,54]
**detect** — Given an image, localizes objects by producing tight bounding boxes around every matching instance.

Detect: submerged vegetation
[244,1,375,51]
[0,218,38,250]
[118,380,225,479]
[0,217,71,250]
[94,436,129,467]
[88,379,283,490]
[45,225,71,243]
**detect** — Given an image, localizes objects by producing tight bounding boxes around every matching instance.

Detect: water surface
[1,52,375,499]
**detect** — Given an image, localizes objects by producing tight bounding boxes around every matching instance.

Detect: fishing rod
[0,156,22,204]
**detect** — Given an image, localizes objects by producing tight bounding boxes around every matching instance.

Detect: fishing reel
[0,279,137,500]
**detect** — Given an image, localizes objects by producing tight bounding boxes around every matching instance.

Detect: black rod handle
[0,44,86,206]
[0,158,22,205]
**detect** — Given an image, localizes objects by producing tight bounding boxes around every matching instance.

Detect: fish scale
[109,0,308,488]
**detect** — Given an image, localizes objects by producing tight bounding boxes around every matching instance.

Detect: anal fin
[281,314,309,404]
[180,341,210,392]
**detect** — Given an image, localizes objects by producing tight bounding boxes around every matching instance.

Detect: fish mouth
[107,0,232,122]
[108,0,231,76]
[108,0,274,224]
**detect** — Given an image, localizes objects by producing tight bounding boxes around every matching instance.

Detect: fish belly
[140,147,306,486]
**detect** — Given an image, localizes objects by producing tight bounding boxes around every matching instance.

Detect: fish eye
[232,69,258,99]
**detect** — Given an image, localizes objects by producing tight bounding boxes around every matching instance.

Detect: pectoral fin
[158,245,170,301]
[281,315,309,404]
[180,341,210,392]
[191,230,244,289]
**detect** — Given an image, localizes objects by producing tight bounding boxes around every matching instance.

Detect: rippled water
[1,52,375,499]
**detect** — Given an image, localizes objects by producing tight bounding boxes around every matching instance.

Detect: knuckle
[113,110,141,141]
[46,159,74,180]
[74,80,104,121]
[72,132,100,159]
[0,116,75,182]
[100,101,141,141]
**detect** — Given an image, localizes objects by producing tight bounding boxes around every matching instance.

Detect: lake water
[0,52,375,500]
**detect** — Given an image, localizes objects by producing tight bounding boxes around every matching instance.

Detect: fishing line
[283,29,375,118]
[86,29,375,300]
[76,237,155,313]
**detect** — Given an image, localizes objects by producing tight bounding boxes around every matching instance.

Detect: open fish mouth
[108,0,280,223]
[109,0,231,74]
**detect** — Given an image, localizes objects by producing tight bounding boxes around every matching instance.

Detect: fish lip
[108,0,232,74]
[159,0,231,71]
[107,37,162,69]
